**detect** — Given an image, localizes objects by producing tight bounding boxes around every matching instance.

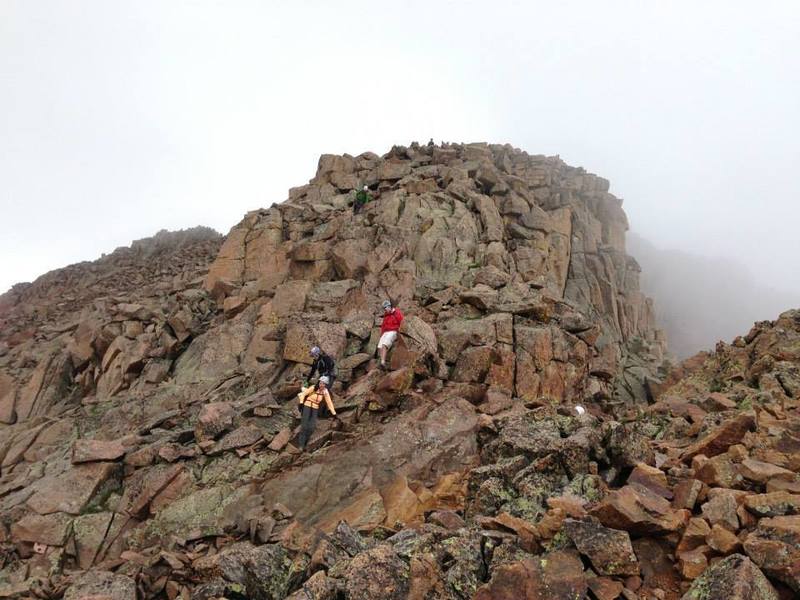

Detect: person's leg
[307,407,318,446]
[299,405,312,449]
[379,344,387,366]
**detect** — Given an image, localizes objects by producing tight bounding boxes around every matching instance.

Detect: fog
[629,233,798,358]
[1,1,798,357]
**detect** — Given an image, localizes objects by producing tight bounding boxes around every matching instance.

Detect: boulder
[195,402,236,442]
[563,518,640,576]
[11,512,73,546]
[64,570,136,600]
[590,483,687,535]
[680,554,778,600]
[344,544,409,600]
[71,439,126,464]
[27,461,120,515]
[474,550,587,600]
[682,414,756,461]
[743,515,800,591]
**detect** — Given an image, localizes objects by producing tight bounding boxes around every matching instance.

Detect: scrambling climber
[353,185,371,214]
[297,375,336,451]
[306,346,336,389]
[377,300,404,370]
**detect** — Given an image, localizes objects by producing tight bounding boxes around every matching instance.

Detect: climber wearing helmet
[353,185,371,214]
[297,375,336,450]
[306,346,336,390]
[377,299,404,370]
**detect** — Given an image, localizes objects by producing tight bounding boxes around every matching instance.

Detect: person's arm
[307,358,318,381]
[324,390,336,416]
[298,386,311,405]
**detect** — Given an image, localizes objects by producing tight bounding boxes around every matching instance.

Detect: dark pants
[299,405,319,449]
[354,198,366,214]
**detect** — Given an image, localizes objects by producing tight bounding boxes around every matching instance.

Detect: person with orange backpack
[296,375,336,451]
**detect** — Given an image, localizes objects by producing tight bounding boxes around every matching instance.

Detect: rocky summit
[0,142,797,600]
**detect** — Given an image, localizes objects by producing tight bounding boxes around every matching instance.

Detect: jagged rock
[739,458,796,484]
[590,483,688,535]
[744,491,800,517]
[27,461,120,515]
[286,571,339,600]
[680,554,778,600]
[11,512,72,546]
[210,424,263,455]
[474,550,586,600]
[682,413,756,461]
[119,463,184,517]
[64,570,137,600]
[71,439,126,463]
[343,544,410,600]
[194,402,236,442]
[743,515,800,591]
[243,543,307,600]
[563,518,639,576]
[700,492,739,531]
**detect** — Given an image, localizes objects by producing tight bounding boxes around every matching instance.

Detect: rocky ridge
[2,143,794,599]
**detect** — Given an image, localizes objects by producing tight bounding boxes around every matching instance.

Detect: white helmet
[319,376,330,386]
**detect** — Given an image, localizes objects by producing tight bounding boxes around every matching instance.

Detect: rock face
[3,141,798,600]
[202,142,665,407]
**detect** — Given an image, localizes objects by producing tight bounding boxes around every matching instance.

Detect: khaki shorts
[378,331,398,350]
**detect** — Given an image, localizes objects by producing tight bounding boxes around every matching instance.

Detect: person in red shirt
[378,299,403,370]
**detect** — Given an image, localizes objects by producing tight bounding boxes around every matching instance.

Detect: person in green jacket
[353,185,371,214]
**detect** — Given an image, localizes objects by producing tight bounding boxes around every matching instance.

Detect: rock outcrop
[4,142,796,600]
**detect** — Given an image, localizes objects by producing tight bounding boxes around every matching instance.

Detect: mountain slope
[0,142,675,599]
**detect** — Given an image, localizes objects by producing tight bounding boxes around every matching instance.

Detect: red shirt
[380,308,404,334]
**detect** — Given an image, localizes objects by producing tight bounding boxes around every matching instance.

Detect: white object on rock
[574,405,586,415]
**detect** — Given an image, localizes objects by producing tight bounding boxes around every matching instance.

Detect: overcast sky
[1,1,799,302]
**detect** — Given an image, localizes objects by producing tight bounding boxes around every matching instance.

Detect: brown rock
[696,453,742,488]
[428,510,466,530]
[701,493,740,532]
[118,464,183,517]
[11,512,73,546]
[0,372,17,424]
[268,428,292,452]
[677,517,711,553]
[27,461,120,515]
[629,462,672,499]
[590,483,687,535]
[587,575,625,600]
[223,295,247,318]
[64,570,136,600]
[210,425,263,455]
[673,479,705,510]
[678,549,708,580]
[743,515,800,591]
[680,554,778,600]
[707,523,741,554]
[474,550,587,600]
[744,491,800,517]
[739,458,796,484]
[682,414,755,461]
[70,512,116,569]
[702,392,737,411]
[71,439,126,464]
[194,402,236,442]
[343,544,409,600]
[563,518,639,576]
